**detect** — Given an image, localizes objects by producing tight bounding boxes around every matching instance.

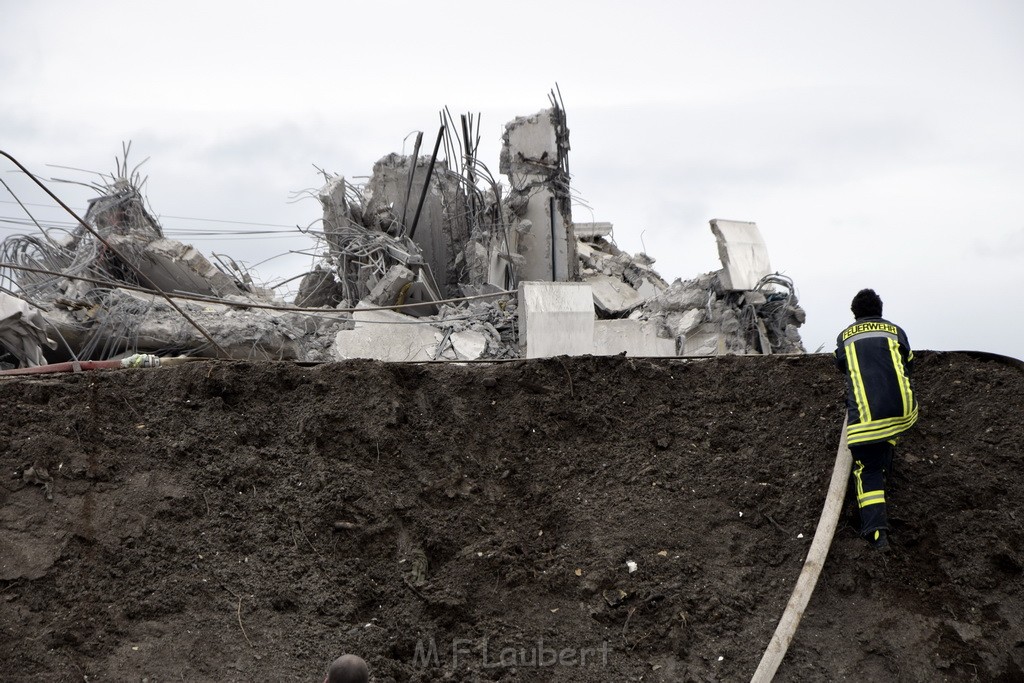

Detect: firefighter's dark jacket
[835,316,918,445]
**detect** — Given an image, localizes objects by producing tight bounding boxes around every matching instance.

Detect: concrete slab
[518,281,594,359]
[593,319,675,357]
[573,222,613,239]
[127,237,242,297]
[587,274,645,315]
[709,219,772,291]
[333,305,438,362]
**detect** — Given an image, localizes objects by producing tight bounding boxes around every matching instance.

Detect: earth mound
[1,352,1022,681]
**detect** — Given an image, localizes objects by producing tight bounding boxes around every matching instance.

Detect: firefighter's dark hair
[851,289,883,318]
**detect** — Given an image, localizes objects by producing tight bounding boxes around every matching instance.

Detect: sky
[2,1,1023,359]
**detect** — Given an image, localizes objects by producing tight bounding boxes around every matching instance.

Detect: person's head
[851,289,883,319]
[326,654,369,683]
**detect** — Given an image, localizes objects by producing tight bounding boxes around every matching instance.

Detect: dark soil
[1,352,1022,682]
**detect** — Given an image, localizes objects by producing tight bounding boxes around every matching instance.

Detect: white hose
[750,417,851,682]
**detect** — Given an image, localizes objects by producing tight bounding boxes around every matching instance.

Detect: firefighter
[835,289,918,551]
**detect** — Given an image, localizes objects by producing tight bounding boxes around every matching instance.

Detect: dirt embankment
[1,352,1022,682]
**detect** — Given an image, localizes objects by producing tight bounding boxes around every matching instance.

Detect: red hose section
[0,360,125,376]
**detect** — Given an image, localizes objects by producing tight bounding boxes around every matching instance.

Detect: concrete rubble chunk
[367,265,416,307]
[333,304,439,362]
[295,266,346,308]
[518,281,594,359]
[667,308,705,338]
[709,219,772,291]
[573,222,613,239]
[0,293,57,367]
[587,274,646,315]
[652,277,715,313]
[593,319,675,357]
[683,323,725,356]
[447,329,488,361]
[124,237,242,297]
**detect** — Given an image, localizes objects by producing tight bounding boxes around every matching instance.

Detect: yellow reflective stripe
[847,419,921,440]
[895,339,915,417]
[848,419,919,445]
[849,422,918,444]
[847,342,872,423]
[888,338,909,417]
[853,460,866,498]
[847,405,920,431]
[858,491,885,507]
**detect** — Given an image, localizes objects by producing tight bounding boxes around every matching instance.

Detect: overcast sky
[2,1,1022,358]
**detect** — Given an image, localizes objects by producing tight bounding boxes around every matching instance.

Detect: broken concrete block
[683,323,725,356]
[587,274,646,316]
[333,305,438,362]
[633,277,662,301]
[107,236,242,298]
[720,309,741,335]
[518,281,594,359]
[593,319,675,357]
[742,291,767,307]
[0,293,56,367]
[295,267,346,308]
[449,329,488,360]
[709,219,772,291]
[462,241,490,286]
[654,280,710,312]
[576,241,598,263]
[501,112,558,171]
[667,308,705,338]
[573,222,613,239]
[366,265,415,307]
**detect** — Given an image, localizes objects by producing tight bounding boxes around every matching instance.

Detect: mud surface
[1,352,1022,682]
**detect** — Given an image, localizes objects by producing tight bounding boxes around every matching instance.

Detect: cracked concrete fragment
[710,219,772,291]
[367,265,415,307]
[587,274,645,315]
[0,293,57,367]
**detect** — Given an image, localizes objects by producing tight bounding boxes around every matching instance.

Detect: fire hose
[750,417,852,682]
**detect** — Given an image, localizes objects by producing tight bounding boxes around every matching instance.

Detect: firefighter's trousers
[848,440,894,536]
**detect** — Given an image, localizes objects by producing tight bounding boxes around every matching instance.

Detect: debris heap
[0,95,805,367]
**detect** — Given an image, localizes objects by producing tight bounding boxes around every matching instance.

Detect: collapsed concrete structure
[0,96,805,369]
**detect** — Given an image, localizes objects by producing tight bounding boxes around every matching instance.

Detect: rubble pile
[0,96,806,368]
[575,223,805,356]
[0,163,325,365]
